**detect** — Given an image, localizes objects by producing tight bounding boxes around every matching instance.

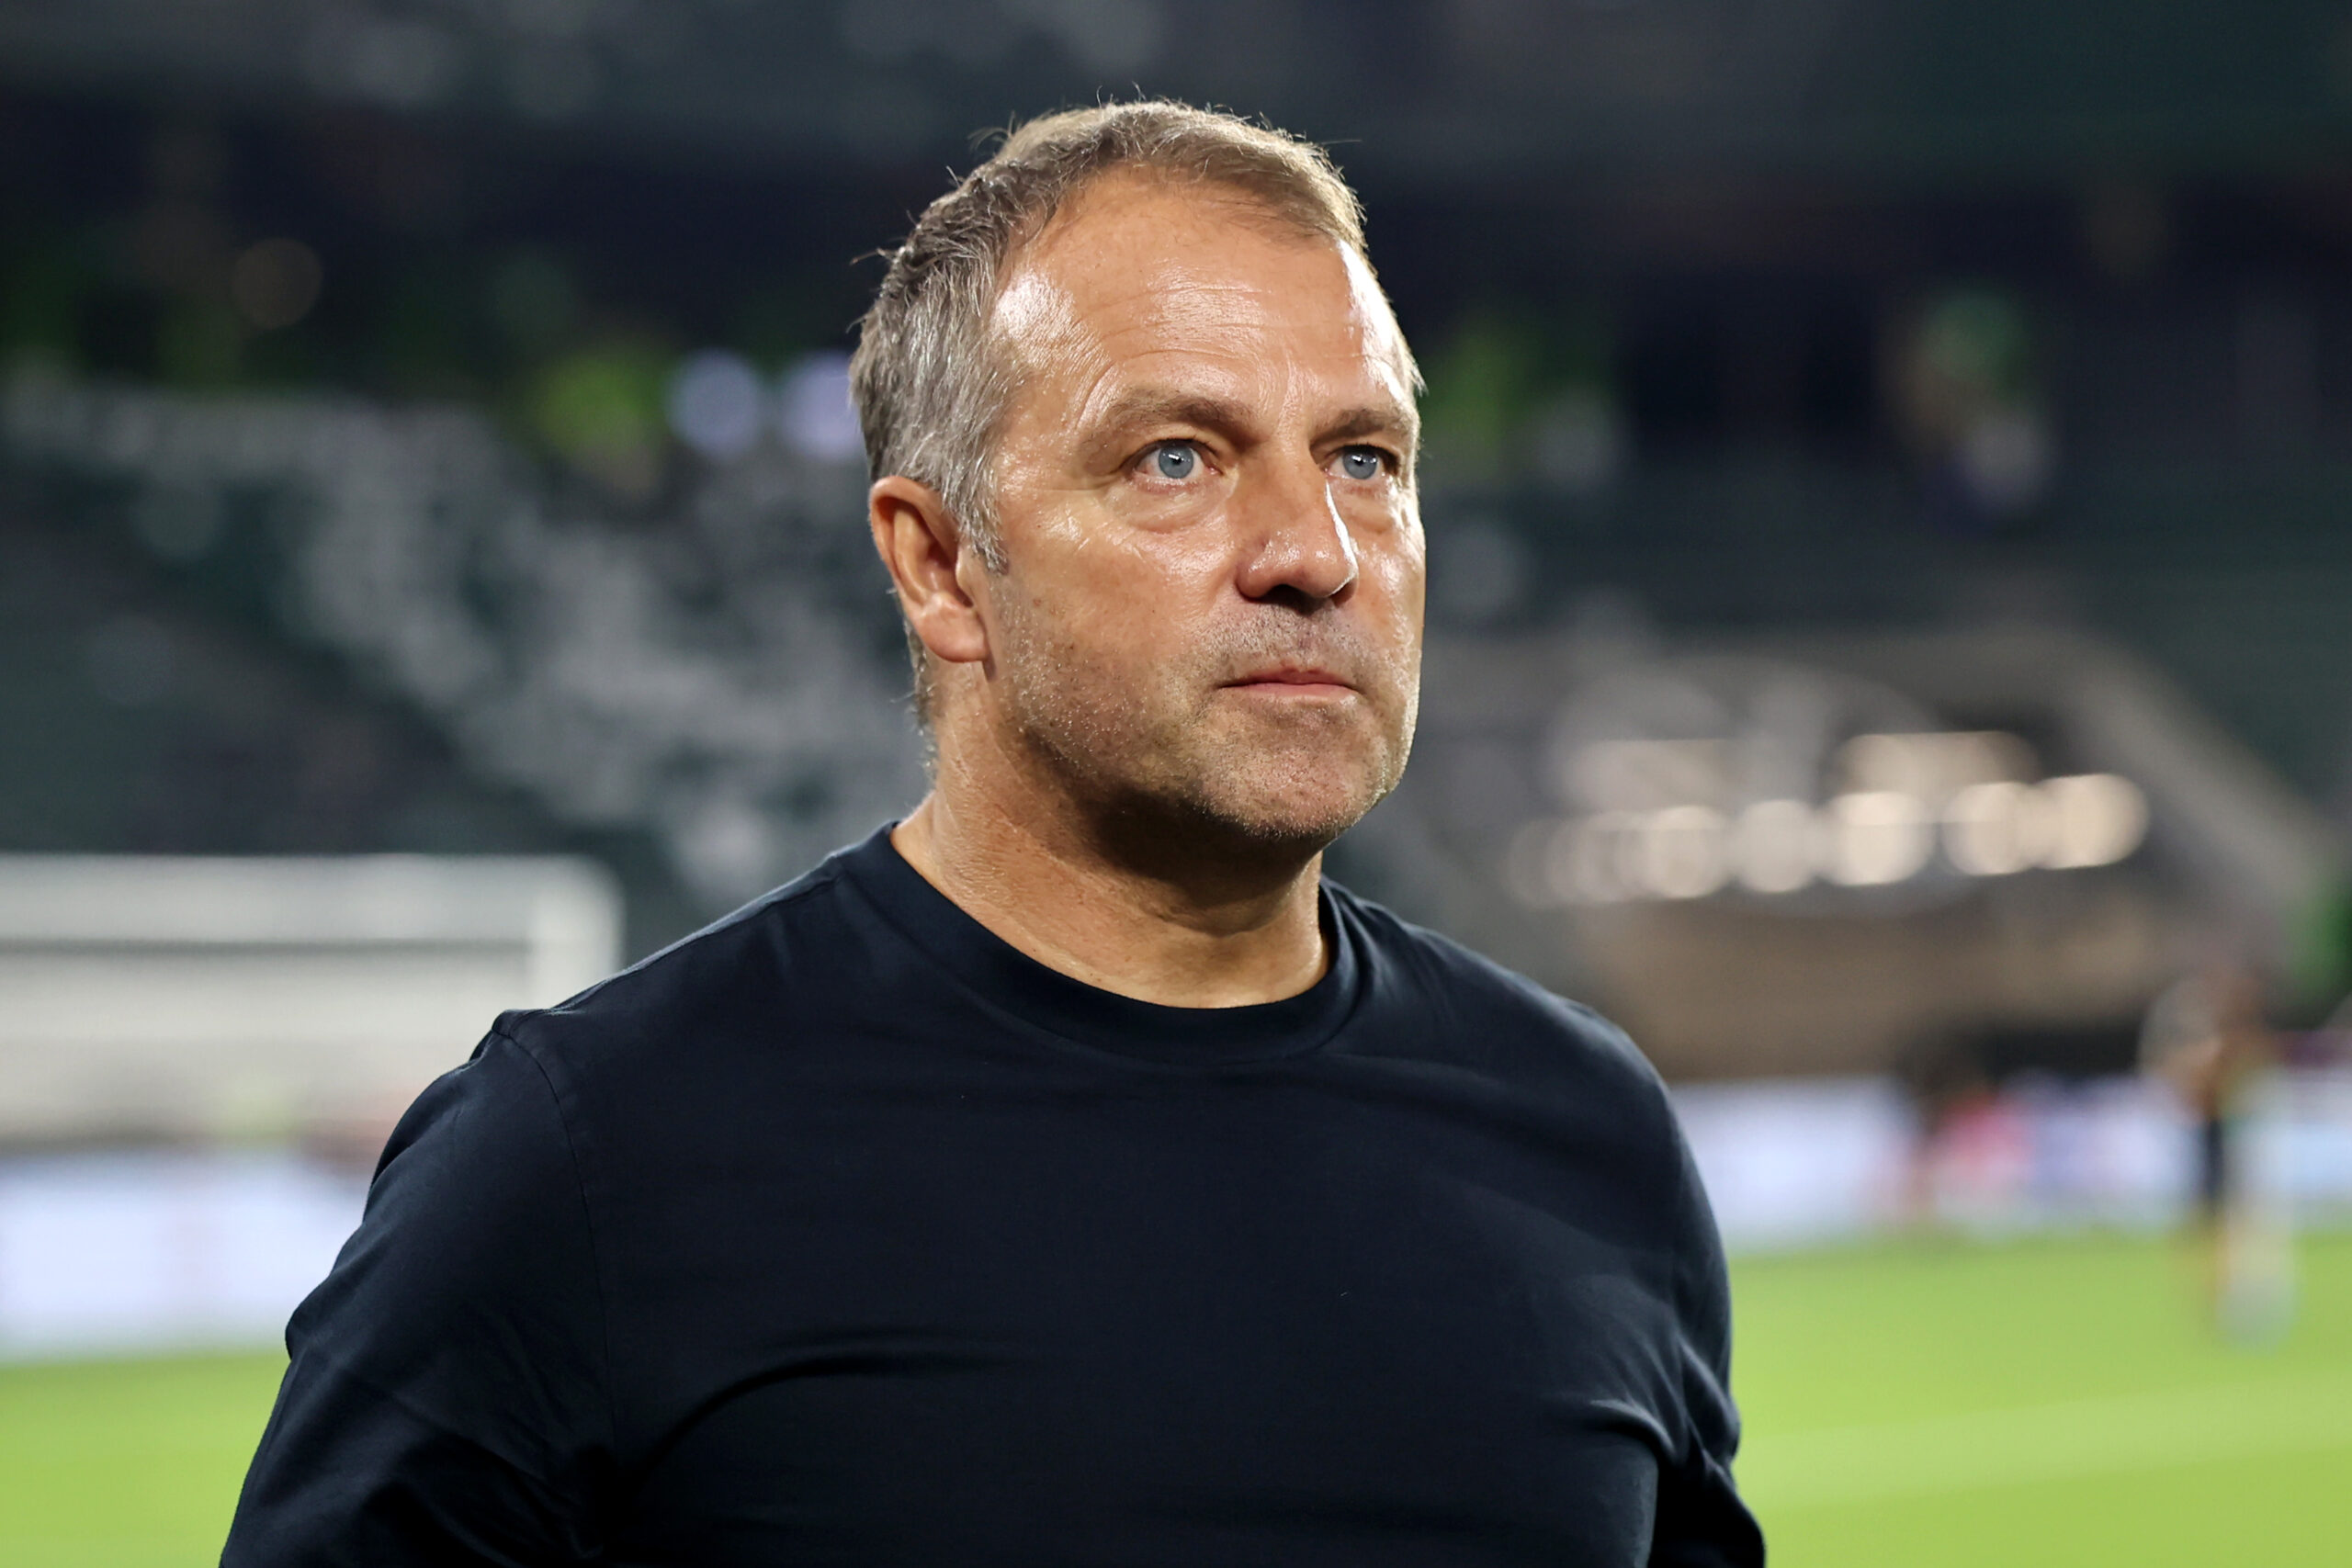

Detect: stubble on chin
[994,621,1415,854]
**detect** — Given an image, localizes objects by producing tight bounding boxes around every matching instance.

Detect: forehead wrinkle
[999,202,1288,357]
[1085,277,1292,370]
[993,268,1278,441]
[1006,202,1372,358]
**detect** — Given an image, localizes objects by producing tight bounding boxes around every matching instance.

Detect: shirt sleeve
[222,1027,616,1566]
[1648,1115,1767,1568]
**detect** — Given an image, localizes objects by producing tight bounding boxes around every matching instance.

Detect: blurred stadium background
[5,0,2352,1561]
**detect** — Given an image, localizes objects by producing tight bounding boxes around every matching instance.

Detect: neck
[889,739,1329,1010]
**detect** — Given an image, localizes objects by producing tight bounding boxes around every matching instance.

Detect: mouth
[1224,667,1358,699]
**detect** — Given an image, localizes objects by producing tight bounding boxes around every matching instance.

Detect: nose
[1231,451,1359,608]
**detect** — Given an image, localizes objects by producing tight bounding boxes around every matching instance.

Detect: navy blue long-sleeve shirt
[225,827,1761,1565]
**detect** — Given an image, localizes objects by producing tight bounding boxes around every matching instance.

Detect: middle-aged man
[225,101,1763,1565]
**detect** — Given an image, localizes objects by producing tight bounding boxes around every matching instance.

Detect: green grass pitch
[1734,1228,2352,1563]
[1,1230,2346,1565]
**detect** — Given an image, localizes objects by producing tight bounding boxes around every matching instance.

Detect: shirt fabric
[224,827,1763,1566]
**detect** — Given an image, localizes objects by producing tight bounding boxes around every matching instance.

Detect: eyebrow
[1318,402,1420,449]
[1081,390,1250,450]
[1079,388,1419,466]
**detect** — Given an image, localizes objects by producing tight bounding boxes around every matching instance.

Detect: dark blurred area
[7,0,2352,1083]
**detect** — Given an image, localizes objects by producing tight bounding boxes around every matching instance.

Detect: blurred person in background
[2142,958,2293,1340]
[223,101,1759,1566]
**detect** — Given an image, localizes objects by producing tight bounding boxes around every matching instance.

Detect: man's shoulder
[1329,883,1664,1099]
[492,851,863,1073]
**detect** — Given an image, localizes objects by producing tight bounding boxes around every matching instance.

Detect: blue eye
[1337,447,1385,480]
[1151,443,1198,479]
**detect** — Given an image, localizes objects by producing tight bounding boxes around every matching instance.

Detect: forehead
[990,175,1413,408]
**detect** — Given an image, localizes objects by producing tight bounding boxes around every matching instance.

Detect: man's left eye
[1336,447,1386,480]
[1150,443,1199,480]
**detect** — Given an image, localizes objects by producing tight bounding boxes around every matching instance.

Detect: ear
[869,476,990,667]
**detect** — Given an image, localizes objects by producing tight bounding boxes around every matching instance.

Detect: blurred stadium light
[1351,625,2343,1082]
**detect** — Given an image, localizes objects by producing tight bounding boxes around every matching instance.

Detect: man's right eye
[1148,443,1199,480]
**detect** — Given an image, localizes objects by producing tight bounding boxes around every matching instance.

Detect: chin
[1177,751,1399,852]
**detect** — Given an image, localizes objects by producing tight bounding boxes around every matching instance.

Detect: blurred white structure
[1674,1066,2352,1254]
[0,854,621,1144]
[0,1149,364,1359]
[1672,1077,1915,1250]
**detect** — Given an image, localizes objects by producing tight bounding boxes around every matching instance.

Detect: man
[225,102,1762,1565]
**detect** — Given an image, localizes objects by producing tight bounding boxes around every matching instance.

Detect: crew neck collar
[832,824,1362,1066]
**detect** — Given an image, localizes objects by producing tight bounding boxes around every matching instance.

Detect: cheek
[1396,519,1429,589]
[1057,531,1232,642]
[1001,548,1203,687]
[1362,519,1427,617]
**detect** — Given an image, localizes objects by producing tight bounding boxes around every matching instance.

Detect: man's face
[969,175,1425,852]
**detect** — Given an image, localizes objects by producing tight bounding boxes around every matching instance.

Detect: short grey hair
[851,100,1378,574]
